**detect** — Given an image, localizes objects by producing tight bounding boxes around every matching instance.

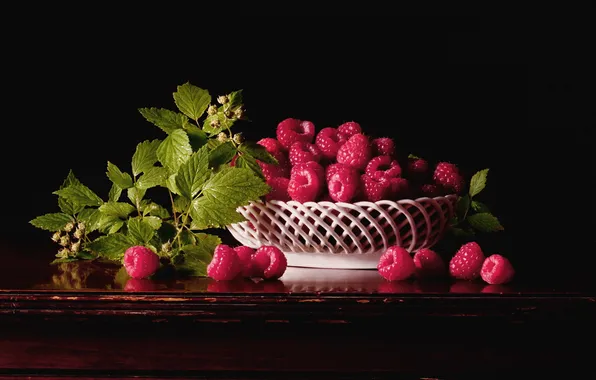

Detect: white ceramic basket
[228,194,458,269]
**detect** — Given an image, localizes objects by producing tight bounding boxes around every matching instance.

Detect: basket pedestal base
[284,251,383,270]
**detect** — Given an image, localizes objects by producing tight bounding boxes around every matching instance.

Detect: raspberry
[257,137,285,155]
[326,163,361,202]
[371,137,395,157]
[433,162,465,194]
[336,133,372,171]
[413,248,445,278]
[360,173,391,202]
[288,141,322,166]
[123,245,161,279]
[265,176,291,202]
[480,254,515,285]
[407,156,430,182]
[365,155,402,180]
[419,183,444,198]
[124,278,158,292]
[449,241,485,280]
[315,127,348,160]
[276,118,316,149]
[337,121,362,138]
[296,160,325,182]
[234,245,257,278]
[258,160,288,181]
[251,245,287,279]
[207,244,242,281]
[387,177,411,199]
[287,162,323,202]
[377,246,416,281]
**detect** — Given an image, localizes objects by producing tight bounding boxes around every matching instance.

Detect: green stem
[168,190,179,228]
[172,202,194,248]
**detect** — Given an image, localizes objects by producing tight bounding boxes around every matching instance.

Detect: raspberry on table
[326,163,361,202]
[480,254,515,285]
[449,241,485,280]
[337,121,362,138]
[251,245,287,279]
[377,245,416,281]
[413,248,445,278]
[123,245,161,279]
[234,245,257,278]
[287,162,323,202]
[336,133,372,171]
[360,173,391,202]
[265,176,291,202]
[289,141,322,166]
[365,155,402,180]
[315,127,348,160]
[207,244,242,281]
[276,118,316,149]
[433,162,465,195]
[371,137,396,157]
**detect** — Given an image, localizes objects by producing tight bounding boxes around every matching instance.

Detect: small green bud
[59,235,70,247]
[161,241,172,253]
[73,229,84,239]
[224,110,233,118]
[233,133,244,145]
[217,95,229,104]
[217,132,228,143]
[77,222,85,232]
[71,241,81,253]
[51,231,62,242]
[207,104,218,115]
[58,247,71,257]
[64,222,74,232]
[234,108,245,119]
[210,119,220,129]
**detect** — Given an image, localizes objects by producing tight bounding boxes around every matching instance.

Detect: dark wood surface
[0,238,595,379]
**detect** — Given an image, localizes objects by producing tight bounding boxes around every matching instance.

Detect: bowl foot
[284,251,383,269]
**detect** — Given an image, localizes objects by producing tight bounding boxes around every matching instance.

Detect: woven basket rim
[243,194,458,208]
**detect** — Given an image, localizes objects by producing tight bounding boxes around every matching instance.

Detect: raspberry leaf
[98,202,135,219]
[208,141,237,169]
[29,213,74,231]
[127,186,146,206]
[469,168,489,197]
[87,233,135,261]
[471,200,491,213]
[127,217,155,245]
[136,167,168,190]
[57,170,85,215]
[138,107,189,134]
[235,154,264,179]
[189,195,246,229]
[467,212,504,232]
[183,124,208,151]
[201,167,270,208]
[53,184,104,208]
[239,141,278,165]
[455,194,470,222]
[175,145,210,200]
[156,129,193,173]
[173,83,211,121]
[106,161,134,189]
[108,183,122,202]
[132,139,161,176]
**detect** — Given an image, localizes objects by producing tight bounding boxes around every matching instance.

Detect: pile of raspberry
[254,118,466,203]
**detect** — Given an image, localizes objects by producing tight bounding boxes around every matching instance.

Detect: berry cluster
[377,242,515,285]
[50,221,86,260]
[255,118,466,203]
[207,244,287,281]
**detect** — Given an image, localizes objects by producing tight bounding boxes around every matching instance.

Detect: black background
[1,11,593,287]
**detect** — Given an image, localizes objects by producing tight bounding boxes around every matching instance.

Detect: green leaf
[58,170,85,214]
[239,142,278,164]
[132,139,161,176]
[175,233,221,276]
[455,195,470,222]
[471,200,491,213]
[108,220,125,234]
[208,141,237,168]
[99,202,136,219]
[141,203,170,219]
[165,174,180,195]
[467,212,504,232]
[173,195,190,214]
[156,129,192,173]
[235,154,264,179]
[53,184,103,208]
[136,166,168,189]
[202,167,270,209]
[184,124,208,151]
[469,168,489,197]
[30,213,73,231]
[127,186,146,206]
[227,89,243,110]
[142,216,162,230]
[138,107,189,134]
[173,83,211,121]
[450,227,476,238]
[176,145,210,199]
[408,154,421,160]
[106,161,133,189]
[87,233,134,261]
[127,217,155,245]
[108,183,122,202]
[203,111,236,135]
[76,208,101,232]
[189,195,246,229]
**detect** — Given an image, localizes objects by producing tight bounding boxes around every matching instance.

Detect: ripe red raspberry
[387,177,411,199]
[123,245,161,279]
[257,160,288,181]
[480,254,515,285]
[433,162,464,194]
[337,121,361,138]
[407,156,430,182]
[315,127,348,160]
[413,248,445,278]
[234,245,257,278]
[288,141,322,166]
[276,118,316,149]
[296,160,325,182]
[371,137,395,157]
[419,183,444,198]
[360,173,391,202]
[265,176,291,202]
[336,133,372,171]
[251,245,287,279]
[288,162,323,202]
[207,244,242,281]
[449,241,485,280]
[365,155,402,180]
[257,137,285,155]
[326,163,361,202]
[377,246,416,281]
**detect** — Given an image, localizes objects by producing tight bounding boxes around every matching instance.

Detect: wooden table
[0,238,595,379]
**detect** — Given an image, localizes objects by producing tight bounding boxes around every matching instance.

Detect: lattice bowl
[227,194,458,269]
